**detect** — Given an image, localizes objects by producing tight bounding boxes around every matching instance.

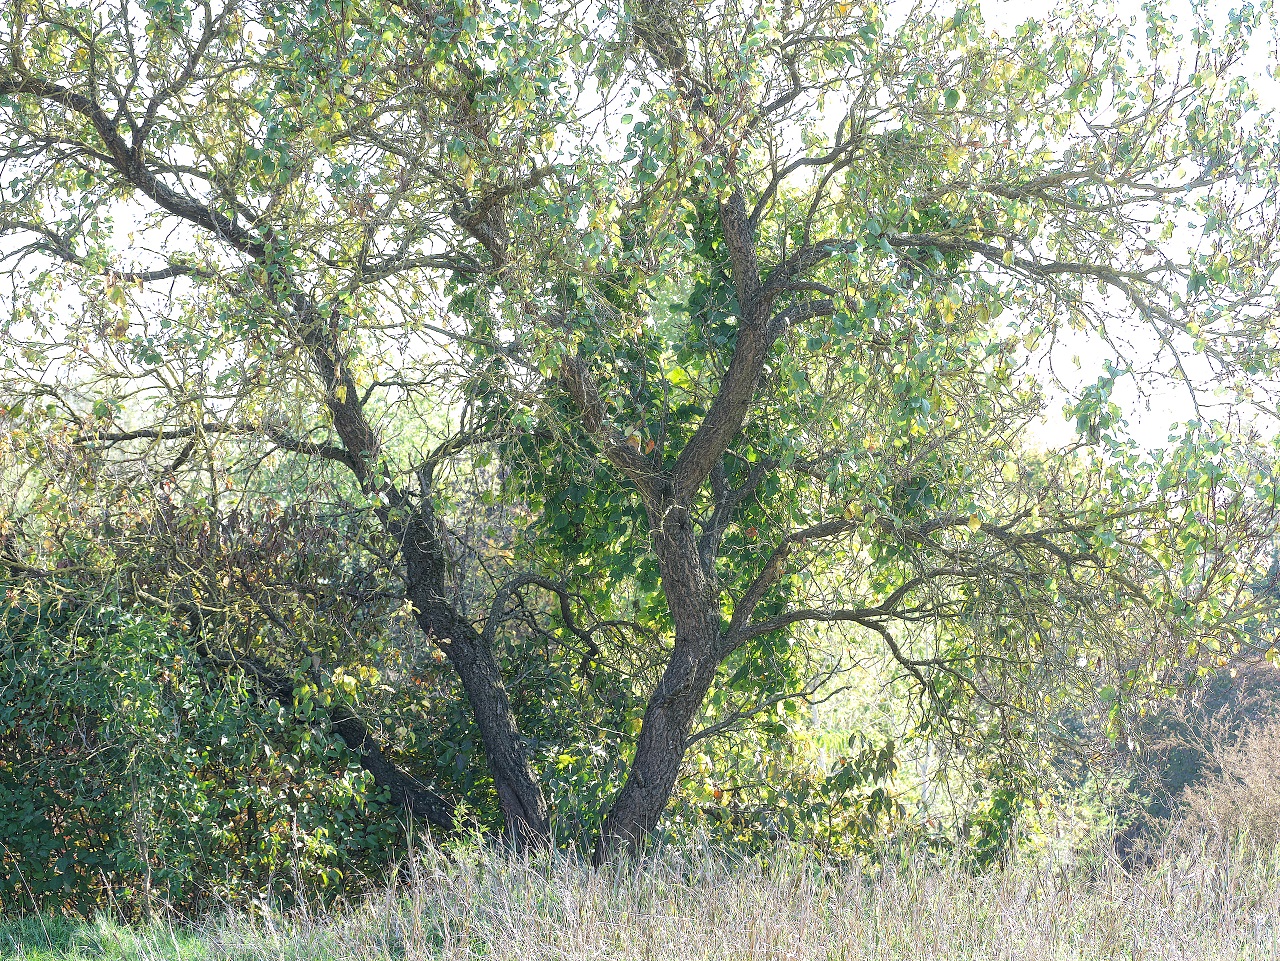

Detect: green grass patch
[0,917,205,961]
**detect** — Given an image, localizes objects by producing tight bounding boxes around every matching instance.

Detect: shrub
[0,601,403,916]
[1176,715,1280,854]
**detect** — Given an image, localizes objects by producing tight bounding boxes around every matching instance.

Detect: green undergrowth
[0,916,204,961]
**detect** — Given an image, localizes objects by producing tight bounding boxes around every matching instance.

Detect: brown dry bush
[1175,715,1280,855]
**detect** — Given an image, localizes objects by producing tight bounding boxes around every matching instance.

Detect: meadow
[4,836,1278,961]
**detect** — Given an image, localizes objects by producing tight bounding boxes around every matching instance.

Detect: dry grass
[7,839,1278,961]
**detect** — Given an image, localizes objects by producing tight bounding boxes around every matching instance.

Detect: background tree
[3,0,1280,863]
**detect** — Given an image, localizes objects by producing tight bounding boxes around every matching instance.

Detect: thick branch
[560,352,664,502]
[0,72,267,259]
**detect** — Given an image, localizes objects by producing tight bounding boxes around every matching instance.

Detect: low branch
[264,424,363,474]
[686,665,847,748]
[765,297,835,339]
[200,646,455,832]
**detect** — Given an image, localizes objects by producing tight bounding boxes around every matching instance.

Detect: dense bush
[0,602,403,916]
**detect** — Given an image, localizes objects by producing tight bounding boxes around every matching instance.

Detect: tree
[3,0,1280,860]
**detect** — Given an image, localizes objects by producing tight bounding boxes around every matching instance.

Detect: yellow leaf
[334,384,347,403]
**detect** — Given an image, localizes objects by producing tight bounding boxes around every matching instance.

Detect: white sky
[976,0,1280,448]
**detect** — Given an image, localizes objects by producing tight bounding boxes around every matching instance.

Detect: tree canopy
[3,0,1280,864]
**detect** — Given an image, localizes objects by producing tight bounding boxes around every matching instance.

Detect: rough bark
[584,192,779,856]
[594,504,724,859]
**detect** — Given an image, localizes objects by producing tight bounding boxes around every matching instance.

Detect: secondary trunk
[403,510,551,848]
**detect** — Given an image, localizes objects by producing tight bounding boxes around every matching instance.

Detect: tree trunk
[593,639,719,860]
[595,506,720,860]
[403,511,550,848]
